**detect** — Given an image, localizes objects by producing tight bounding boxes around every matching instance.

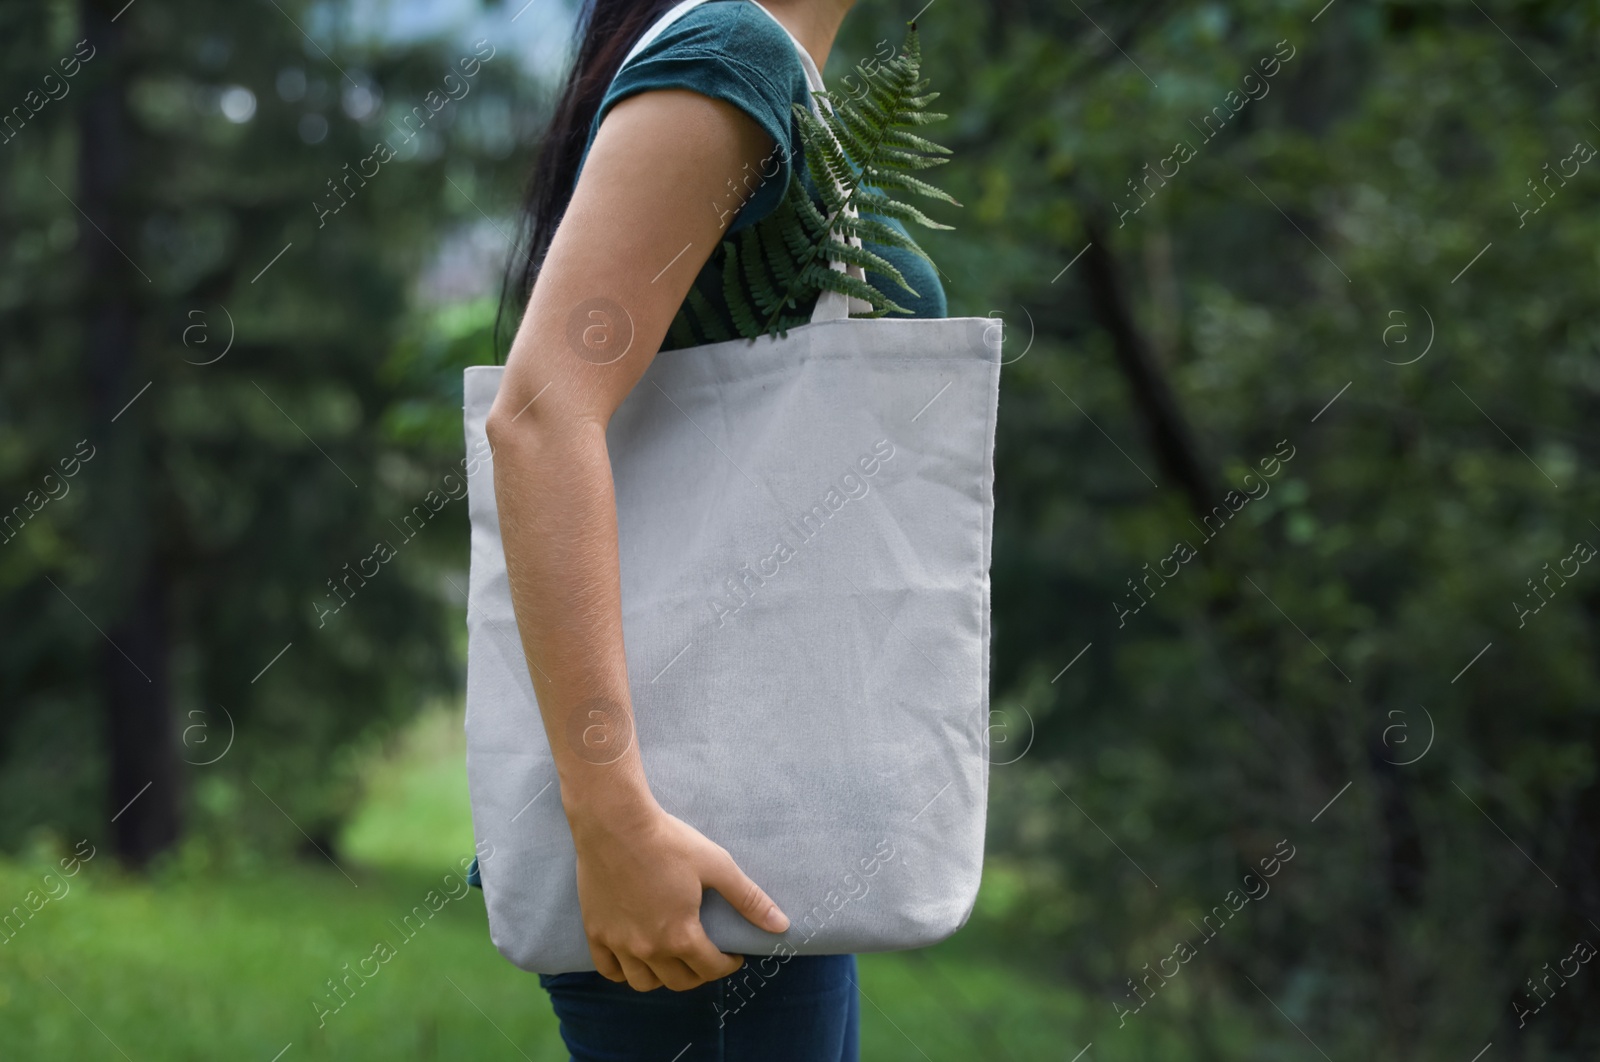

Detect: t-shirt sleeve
[585,1,810,235]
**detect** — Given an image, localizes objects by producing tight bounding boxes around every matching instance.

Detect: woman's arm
[484,88,791,993]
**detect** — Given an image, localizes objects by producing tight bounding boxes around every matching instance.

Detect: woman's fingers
[647,955,711,992]
[590,943,627,983]
[675,925,746,984]
[699,843,790,934]
[616,952,663,992]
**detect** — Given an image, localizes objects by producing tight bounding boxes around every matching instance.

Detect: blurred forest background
[3,0,1599,1057]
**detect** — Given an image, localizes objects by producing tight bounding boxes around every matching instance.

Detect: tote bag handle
[740,0,871,324]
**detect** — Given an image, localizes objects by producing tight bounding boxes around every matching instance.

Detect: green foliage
[0,0,525,856]
[712,22,960,341]
[835,1,1600,1057]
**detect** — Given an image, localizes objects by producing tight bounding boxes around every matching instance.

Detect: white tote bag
[463,0,1002,975]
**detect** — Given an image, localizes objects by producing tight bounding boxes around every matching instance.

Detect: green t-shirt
[574,0,948,349]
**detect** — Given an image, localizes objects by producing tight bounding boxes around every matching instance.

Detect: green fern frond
[872,145,949,171]
[722,239,762,338]
[685,282,733,344]
[815,238,916,296]
[884,128,951,155]
[854,187,956,231]
[756,217,801,300]
[742,225,788,317]
[789,179,830,240]
[836,214,932,261]
[828,102,876,160]
[698,21,958,341]
[861,167,961,205]
[796,109,853,212]
[802,261,910,317]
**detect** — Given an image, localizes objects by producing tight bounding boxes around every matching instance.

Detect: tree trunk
[103,567,180,865]
[1079,209,1215,516]
[80,0,182,868]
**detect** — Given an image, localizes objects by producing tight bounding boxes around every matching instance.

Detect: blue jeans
[538,953,860,1061]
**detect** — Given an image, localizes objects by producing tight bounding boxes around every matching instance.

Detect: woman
[484,0,946,1056]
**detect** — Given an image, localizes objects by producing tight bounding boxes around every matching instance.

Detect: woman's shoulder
[583,1,812,219]
[578,2,814,244]
[612,1,808,106]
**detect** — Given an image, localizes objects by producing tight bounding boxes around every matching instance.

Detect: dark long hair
[493,0,688,363]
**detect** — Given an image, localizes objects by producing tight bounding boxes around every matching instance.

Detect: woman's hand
[570,795,790,991]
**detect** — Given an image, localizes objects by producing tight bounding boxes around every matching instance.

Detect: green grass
[0,704,1202,1060]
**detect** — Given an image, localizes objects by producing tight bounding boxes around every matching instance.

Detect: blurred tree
[833,0,1600,1057]
[0,0,533,868]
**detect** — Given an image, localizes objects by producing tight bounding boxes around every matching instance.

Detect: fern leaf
[816,239,917,297]
[797,110,855,205]
[862,167,962,205]
[884,128,952,155]
[829,103,878,161]
[686,21,963,338]
[873,145,949,171]
[740,225,785,317]
[836,214,930,259]
[855,187,955,231]
[756,216,800,296]
[856,80,895,123]
[803,262,911,316]
[786,196,829,270]
[722,240,761,338]
[787,175,829,231]
[684,282,733,344]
